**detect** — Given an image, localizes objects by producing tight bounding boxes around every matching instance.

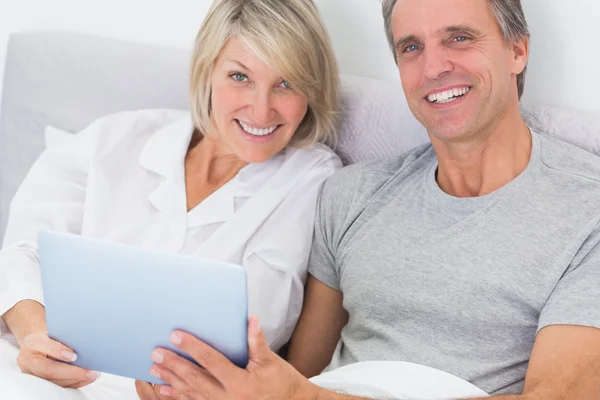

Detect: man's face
[391,0,527,142]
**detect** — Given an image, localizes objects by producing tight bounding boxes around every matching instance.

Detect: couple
[2,0,600,399]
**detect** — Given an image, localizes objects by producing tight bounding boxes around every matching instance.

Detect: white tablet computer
[38,230,248,384]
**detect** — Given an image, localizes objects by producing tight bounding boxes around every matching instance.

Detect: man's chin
[426,122,474,144]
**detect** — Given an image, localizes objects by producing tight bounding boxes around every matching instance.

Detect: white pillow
[44,125,74,148]
[521,104,600,156]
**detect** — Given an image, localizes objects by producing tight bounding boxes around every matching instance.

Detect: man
[137,0,600,399]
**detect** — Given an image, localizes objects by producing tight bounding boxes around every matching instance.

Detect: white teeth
[237,120,278,136]
[427,87,470,103]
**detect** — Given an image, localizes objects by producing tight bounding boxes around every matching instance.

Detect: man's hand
[148,316,321,400]
[135,380,170,400]
[17,331,100,388]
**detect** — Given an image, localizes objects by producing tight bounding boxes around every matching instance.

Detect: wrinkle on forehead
[392,0,494,42]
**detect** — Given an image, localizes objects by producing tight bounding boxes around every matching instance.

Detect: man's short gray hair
[381,0,530,99]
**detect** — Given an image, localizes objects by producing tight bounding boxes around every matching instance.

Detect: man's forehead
[392,0,491,37]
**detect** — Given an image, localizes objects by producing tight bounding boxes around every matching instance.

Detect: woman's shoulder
[82,109,188,146]
[283,143,343,173]
[90,109,187,128]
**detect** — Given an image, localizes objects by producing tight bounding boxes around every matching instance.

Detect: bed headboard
[1,7,599,243]
[0,31,429,243]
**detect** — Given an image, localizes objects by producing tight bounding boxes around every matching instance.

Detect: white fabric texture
[0,109,341,352]
[310,361,489,399]
[522,103,600,155]
[44,125,74,148]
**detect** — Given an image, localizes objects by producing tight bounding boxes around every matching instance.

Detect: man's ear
[511,36,530,75]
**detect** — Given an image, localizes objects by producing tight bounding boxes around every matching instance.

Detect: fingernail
[170,332,182,345]
[85,371,100,381]
[250,316,262,336]
[159,386,173,396]
[152,350,164,364]
[150,367,161,379]
[61,350,77,362]
[255,318,262,334]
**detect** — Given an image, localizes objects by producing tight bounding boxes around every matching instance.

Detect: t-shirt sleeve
[307,166,362,291]
[538,223,600,332]
[306,156,413,293]
[307,177,342,291]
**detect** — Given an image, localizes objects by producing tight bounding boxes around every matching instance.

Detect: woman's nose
[251,90,275,125]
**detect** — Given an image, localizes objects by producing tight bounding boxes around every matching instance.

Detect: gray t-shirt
[309,130,600,395]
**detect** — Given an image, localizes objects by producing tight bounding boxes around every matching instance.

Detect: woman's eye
[404,44,420,53]
[280,80,292,89]
[230,72,248,82]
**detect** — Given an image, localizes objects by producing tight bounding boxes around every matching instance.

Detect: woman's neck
[185,134,248,186]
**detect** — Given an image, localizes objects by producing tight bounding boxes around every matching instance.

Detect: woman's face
[206,37,309,163]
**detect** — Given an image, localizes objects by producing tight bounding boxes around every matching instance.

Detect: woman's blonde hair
[190,0,340,148]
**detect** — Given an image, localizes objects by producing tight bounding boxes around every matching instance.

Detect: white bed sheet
[1,334,488,400]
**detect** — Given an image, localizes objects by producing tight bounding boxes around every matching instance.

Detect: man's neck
[431,114,532,198]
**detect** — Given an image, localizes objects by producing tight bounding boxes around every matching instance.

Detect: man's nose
[423,45,453,80]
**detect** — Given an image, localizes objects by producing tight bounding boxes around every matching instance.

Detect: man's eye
[453,36,469,42]
[280,80,292,89]
[230,72,248,82]
[404,44,420,53]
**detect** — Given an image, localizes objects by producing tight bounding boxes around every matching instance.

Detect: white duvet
[310,361,488,399]
[1,336,487,400]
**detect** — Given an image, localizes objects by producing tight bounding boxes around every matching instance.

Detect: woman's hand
[17,331,100,388]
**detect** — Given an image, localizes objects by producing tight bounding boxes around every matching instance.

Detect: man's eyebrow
[224,59,252,72]
[394,25,483,51]
[442,25,483,37]
[394,34,420,52]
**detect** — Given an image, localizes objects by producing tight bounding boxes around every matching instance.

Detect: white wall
[520,0,600,113]
[0,0,599,113]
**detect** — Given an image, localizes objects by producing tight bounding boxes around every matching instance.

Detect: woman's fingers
[17,331,100,388]
[19,351,99,381]
[22,331,78,362]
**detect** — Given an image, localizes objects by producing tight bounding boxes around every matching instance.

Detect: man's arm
[287,275,348,378]
[489,324,600,400]
[313,324,600,400]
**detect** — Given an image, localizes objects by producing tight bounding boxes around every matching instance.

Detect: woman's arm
[0,125,97,336]
[1,300,47,345]
[287,275,348,378]
[0,121,108,387]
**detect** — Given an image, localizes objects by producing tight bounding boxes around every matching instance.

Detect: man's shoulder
[321,142,434,207]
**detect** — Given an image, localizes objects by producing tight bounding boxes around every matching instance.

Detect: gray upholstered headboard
[1,32,598,245]
[0,32,191,242]
[0,32,431,243]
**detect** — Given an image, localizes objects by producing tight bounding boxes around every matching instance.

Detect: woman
[0,0,340,396]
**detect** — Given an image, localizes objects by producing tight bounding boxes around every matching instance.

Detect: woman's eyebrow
[224,59,252,72]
